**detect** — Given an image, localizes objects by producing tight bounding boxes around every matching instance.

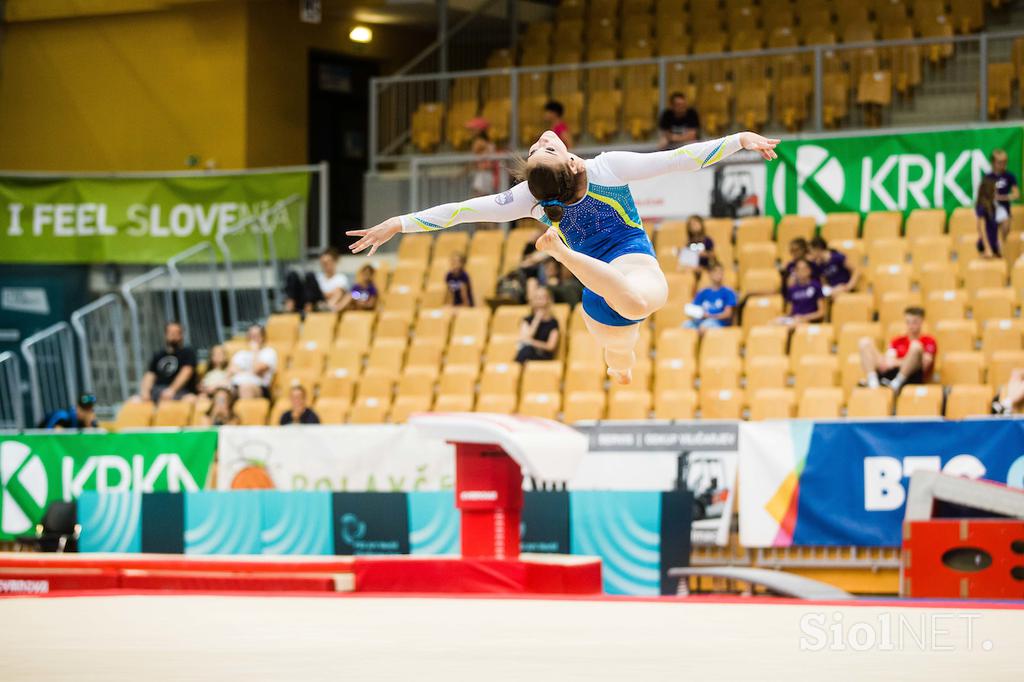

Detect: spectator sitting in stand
[859,306,936,394]
[229,324,278,399]
[993,368,1024,415]
[511,224,552,302]
[542,100,574,148]
[657,91,701,150]
[338,264,379,312]
[200,387,239,427]
[684,262,737,333]
[543,260,584,306]
[515,288,560,364]
[678,215,715,271]
[283,246,349,313]
[198,345,232,396]
[43,393,99,430]
[986,148,1018,241]
[976,176,1003,259]
[807,236,858,295]
[469,130,498,197]
[445,253,474,307]
[280,385,320,425]
[778,259,825,327]
[131,321,197,403]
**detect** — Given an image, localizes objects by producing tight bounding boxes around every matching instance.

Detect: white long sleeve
[400,181,538,233]
[590,133,744,183]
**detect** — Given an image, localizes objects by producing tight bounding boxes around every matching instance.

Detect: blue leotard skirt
[576,228,656,327]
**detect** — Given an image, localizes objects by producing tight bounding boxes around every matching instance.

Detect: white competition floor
[1,594,1022,681]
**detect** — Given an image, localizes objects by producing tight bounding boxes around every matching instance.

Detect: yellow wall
[0,1,249,170]
[0,0,429,171]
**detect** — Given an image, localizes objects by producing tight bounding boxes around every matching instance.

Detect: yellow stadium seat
[653,388,697,420]
[152,401,192,428]
[476,391,517,414]
[480,362,522,394]
[700,356,742,393]
[299,312,338,346]
[268,399,291,427]
[877,291,921,331]
[336,311,376,350]
[520,361,563,394]
[406,339,445,372]
[745,325,789,359]
[904,209,946,242]
[313,397,350,424]
[562,390,606,423]
[745,355,789,392]
[948,206,978,239]
[607,390,652,420]
[940,351,986,386]
[862,211,902,241]
[982,319,1024,360]
[413,308,453,341]
[972,288,1017,324]
[266,313,300,346]
[743,296,785,331]
[491,305,530,337]
[749,388,796,420]
[411,102,443,152]
[964,260,1008,297]
[699,327,742,365]
[776,216,816,256]
[390,395,433,423]
[912,236,953,269]
[275,369,319,399]
[742,268,782,296]
[871,265,912,305]
[565,362,605,393]
[823,213,860,242]
[289,343,327,373]
[434,392,475,412]
[933,318,978,359]
[917,262,958,297]
[700,388,745,419]
[895,385,944,417]
[484,336,519,365]
[847,387,893,417]
[320,369,357,405]
[375,309,414,341]
[349,395,391,424]
[945,385,993,419]
[789,324,834,367]
[830,293,874,328]
[365,339,407,375]
[736,217,775,248]
[235,398,270,426]
[356,371,396,401]
[798,387,844,419]
[794,354,839,399]
[987,63,1014,119]
[867,238,908,268]
[925,289,968,323]
[836,323,882,360]
[654,357,697,393]
[990,350,1024,389]
[438,364,479,394]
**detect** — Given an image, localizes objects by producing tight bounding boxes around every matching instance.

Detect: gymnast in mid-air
[348,129,780,384]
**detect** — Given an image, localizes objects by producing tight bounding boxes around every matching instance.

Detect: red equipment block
[902,519,1024,599]
[454,443,524,559]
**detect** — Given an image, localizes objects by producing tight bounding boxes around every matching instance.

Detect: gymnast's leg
[580,309,641,385]
[536,229,668,321]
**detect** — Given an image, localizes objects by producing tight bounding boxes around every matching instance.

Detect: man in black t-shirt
[132,321,198,403]
[515,288,561,363]
[657,92,701,150]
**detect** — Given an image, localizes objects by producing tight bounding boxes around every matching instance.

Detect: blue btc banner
[407,492,460,556]
[78,491,142,553]
[740,419,1024,548]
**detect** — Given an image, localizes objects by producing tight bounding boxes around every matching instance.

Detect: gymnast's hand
[739,132,781,160]
[347,217,402,256]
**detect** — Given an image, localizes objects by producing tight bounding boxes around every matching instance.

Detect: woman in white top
[348,129,778,383]
[229,325,278,399]
[283,246,350,313]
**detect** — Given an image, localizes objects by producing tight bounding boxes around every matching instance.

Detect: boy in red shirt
[859,306,937,393]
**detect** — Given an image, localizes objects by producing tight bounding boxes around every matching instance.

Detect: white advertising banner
[216,425,455,492]
[630,159,766,220]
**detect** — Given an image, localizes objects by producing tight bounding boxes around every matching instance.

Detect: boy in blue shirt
[685,262,737,332]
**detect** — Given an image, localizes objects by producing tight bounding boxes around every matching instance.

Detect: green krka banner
[0,170,310,263]
[765,126,1023,223]
[0,431,216,540]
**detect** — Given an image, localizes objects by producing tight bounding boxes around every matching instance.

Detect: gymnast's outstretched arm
[595,131,779,183]
[348,182,536,254]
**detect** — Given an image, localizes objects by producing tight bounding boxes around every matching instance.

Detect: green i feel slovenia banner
[0,431,216,540]
[765,126,1023,223]
[0,170,310,264]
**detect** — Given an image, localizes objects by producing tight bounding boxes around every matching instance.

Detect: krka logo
[771,144,846,223]
[0,441,48,535]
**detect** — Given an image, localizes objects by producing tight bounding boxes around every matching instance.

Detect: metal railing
[0,351,25,430]
[70,294,131,419]
[120,266,177,388]
[371,29,1024,168]
[167,242,225,353]
[20,322,77,427]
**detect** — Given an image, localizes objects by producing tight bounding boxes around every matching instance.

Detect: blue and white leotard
[399,134,744,326]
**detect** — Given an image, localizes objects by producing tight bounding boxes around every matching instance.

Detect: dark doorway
[308,50,377,248]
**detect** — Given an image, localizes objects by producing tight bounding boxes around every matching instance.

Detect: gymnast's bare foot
[535,228,569,260]
[608,367,632,385]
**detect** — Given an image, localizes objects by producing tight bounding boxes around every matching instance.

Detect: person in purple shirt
[808,236,858,295]
[679,215,715,270]
[976,177,1002,258]
[778,259,825,327]
[987,148,1019,239]
[339,264,378,311]
[445,253,475,306]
